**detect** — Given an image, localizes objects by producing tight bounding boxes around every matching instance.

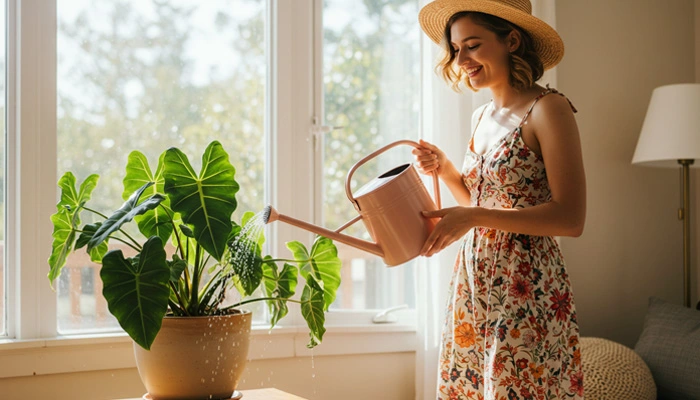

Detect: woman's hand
[420,206,476,257]
[412,139,449,177]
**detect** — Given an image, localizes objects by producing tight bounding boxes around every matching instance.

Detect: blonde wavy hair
[436,11,544,93]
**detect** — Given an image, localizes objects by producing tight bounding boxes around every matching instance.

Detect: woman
[415,0,586,398]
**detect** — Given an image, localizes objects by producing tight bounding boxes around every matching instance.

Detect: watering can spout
[262,205,384,258]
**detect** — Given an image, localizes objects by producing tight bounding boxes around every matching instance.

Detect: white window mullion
[269,0,315,328]
[311,0,323,226]
[9,0,57,340]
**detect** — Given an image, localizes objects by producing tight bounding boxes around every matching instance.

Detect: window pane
[56,0,266,333]
[322,0,420,310]
[0,0,5,336]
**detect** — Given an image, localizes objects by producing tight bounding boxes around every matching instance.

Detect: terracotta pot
[133,311,252,400]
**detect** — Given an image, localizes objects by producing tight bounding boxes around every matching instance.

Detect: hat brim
[419,0,564,70]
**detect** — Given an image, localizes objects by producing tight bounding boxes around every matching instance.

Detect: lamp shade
[632,83,700,168]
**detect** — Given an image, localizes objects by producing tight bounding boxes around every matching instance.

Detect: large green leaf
[163,141,239,261]
[47,209,78,286]
[75,222,108,262]
[56,172,99,211]
[301,275,326,349]
[87,182,165,252]
[232,252,263,297]
[287,237,342,310]
[47,172,100,286]
[261,257,298,327]
[123,151,173,244]
[100,236,170,350]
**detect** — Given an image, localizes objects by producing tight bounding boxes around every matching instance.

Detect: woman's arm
[420,94,586,256]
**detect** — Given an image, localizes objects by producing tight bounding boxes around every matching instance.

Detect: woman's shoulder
[529,87,577,119]
[525,87,579,140]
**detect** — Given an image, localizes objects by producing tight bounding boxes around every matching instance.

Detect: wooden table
[241,388,308,400]
[122,388,308,400]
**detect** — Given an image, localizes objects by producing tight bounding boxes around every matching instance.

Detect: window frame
[1,0,416,373]
[7,0,59,341]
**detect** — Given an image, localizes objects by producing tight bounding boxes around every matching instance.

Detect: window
[6,0,420,341]
[56,0,267,333]
[320,0,420,310]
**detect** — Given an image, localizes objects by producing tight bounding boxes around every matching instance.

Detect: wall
[695,0,700,316]
[0,352,415,400]
[556,0,696,347]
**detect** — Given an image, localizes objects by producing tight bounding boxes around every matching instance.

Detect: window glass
[0,0,6,336]
[322,0,420,310]
[56,0,266,333]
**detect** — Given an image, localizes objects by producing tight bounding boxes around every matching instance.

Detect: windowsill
[0,323,417,379]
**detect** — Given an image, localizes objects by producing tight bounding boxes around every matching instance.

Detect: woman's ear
[507,30,521,52]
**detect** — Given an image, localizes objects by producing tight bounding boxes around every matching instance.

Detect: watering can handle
[345,139,442,210]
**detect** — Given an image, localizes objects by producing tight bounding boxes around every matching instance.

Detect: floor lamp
[632,83,700,308]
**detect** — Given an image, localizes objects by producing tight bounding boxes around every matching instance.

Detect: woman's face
[449,16,513,90]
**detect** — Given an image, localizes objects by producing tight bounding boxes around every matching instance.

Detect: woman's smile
[466,65,483,77]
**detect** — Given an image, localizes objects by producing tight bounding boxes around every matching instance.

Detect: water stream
[229,211,266,272]
[227,210,322,397]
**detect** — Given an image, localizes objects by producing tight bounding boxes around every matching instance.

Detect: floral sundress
[437,88,584,400]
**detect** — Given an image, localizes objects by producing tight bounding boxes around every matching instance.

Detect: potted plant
[47,140,341,399]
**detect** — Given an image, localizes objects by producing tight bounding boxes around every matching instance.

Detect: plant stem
[83,206,109,219]
[183,238,191,296]
[262,258,304,264]
[161,204,186,259]
[104,235,141,252]
[169,281,188,316]
[222,297,304,310]
[82,206,143,250]
[189,244,202,313]
[118,230,144,250]
[198,269,222,303]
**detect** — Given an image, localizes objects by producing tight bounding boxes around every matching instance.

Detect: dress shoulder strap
[518,84,577,128]
[472,100,491,134]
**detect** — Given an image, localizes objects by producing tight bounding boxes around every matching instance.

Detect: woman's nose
[456,50,469,67]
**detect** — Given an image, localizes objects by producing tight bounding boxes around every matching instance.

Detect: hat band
[493,0,532,15]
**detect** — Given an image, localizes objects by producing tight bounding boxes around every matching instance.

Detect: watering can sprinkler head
[262,205,279,224]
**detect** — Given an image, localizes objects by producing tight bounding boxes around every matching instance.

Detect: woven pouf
[580,337,656,400]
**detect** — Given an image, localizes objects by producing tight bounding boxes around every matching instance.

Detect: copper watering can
[263,140,442,266]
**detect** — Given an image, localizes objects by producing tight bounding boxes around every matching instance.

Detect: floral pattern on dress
[437,88,584,400]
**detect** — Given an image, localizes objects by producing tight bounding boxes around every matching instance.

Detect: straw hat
[419,0,564,70]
